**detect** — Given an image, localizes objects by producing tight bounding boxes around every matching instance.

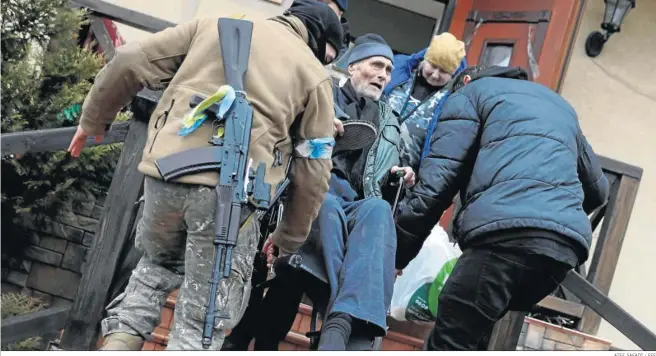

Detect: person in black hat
[320,0,347,17]
[283,0,345,63]
[86,0,343,350]
[316,0,353,60]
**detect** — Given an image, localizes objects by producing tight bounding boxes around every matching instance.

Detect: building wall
[105,0,443,54]
[104,0,293,42]
[559,0,656,350]
[102,0,655,350]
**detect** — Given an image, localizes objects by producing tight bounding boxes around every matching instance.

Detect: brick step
[139,289,426,351]
[100,290,614,352]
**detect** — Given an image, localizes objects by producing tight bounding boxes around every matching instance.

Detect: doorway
[347,0,445,55]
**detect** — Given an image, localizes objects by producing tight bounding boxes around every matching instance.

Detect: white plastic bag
[390,224,462,323]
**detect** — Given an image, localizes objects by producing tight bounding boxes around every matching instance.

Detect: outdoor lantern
[585,0,636,57]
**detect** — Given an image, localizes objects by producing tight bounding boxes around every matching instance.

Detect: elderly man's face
[348,56,393,101]
[420,60,453,87]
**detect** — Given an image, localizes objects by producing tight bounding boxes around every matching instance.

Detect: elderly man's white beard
[351,79,382,101]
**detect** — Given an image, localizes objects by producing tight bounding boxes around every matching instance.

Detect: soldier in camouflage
[66,1,344,351]
[100,177,259,350]
[383,32,468,172]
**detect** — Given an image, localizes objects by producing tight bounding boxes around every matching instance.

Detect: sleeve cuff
[271,230,298,257]
[395,224,421,270]
[79,114,109,136]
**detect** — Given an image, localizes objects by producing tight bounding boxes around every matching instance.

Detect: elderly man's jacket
[332,81,402,200]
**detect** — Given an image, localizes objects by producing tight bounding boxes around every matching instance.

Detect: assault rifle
[154,18,274,349]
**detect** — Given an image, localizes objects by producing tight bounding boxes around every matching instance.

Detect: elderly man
[68,0,343,350]
[383,32,467,172]
[395,65,609,350]
[261,34,415,351]
[225,34,413,351]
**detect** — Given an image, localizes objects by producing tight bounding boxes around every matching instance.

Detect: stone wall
[1,192,105,307]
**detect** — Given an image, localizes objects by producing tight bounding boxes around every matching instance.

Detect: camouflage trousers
[101,177,259,350]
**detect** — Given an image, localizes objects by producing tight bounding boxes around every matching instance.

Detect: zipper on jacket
[271,136,288,168]
[363,103,392,198]
[273,150,284,168]
[149,99,175,153]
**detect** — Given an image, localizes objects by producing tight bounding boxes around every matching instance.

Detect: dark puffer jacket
[394,66,609,269]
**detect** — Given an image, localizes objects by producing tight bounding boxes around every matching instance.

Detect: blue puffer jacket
[394,66,610,269]
[383,48,467,169]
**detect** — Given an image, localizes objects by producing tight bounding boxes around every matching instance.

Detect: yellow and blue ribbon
[178,85,236,136]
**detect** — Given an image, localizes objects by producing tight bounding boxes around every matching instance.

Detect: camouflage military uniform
[101,177,259,350]
[386,78,448,171]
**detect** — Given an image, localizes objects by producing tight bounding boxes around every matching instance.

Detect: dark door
[450,0,585,90]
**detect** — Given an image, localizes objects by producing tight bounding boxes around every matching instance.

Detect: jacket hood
[282,0,344,63]
[269,15,310,45]
[407,48,428,71]
[450,65,528,91]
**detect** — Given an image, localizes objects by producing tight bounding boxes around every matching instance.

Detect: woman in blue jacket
[384,32,467,171]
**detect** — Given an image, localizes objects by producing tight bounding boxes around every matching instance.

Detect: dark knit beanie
[347,33,393,66]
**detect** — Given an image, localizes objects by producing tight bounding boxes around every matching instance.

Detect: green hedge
[1,0,127,264]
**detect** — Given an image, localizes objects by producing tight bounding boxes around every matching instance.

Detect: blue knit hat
[334,0,348,12]
[347,33,393,66]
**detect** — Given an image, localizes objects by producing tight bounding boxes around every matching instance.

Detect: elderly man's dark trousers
[424,245,571,351]
[318,174,397,335]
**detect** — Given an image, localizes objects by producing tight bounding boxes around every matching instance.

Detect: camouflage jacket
[384,49,467,172]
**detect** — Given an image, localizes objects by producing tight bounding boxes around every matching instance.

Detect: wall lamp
[585,0,635,57]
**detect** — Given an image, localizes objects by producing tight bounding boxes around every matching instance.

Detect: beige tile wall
[560,0,656,350]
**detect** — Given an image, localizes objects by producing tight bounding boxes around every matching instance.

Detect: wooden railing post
[59,117,148,350]
[70,0,175,33]
[1,122,129,156]
[579,173,641,335]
